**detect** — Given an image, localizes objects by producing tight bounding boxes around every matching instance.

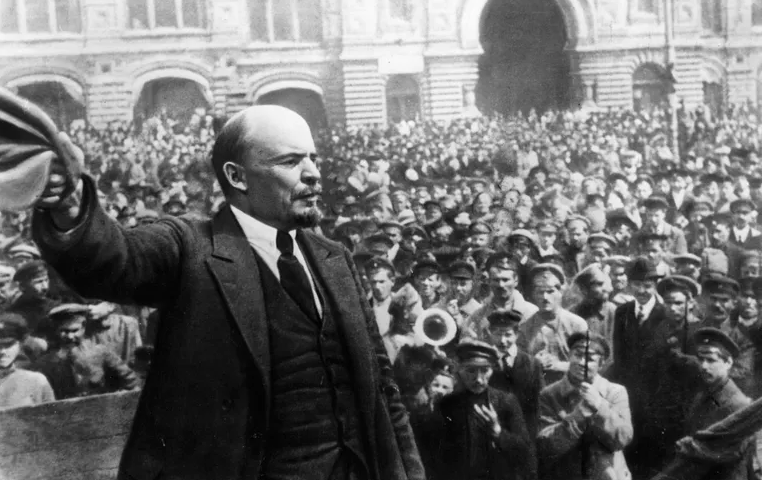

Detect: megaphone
[414,308,457,347]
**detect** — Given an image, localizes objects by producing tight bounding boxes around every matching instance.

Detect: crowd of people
[3,100,762,479]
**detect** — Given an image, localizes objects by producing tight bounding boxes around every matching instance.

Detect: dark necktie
[276,230,320,322]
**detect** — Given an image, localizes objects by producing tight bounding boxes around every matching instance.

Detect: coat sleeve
[586,384,634,452]
[31,175,187,308]
[494,392,533,455]
[343,248,426,480]
[537,388,586,461]
[102,348,140,392]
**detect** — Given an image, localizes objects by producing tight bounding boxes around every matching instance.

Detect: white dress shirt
[634,295,656,325]
[230,206,323,317]
[370,295,392,336]
[733,225,750,244]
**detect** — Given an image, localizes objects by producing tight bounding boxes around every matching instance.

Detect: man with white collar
[535,220,559,260]
[536,332,633,480]
[728,198,762,250]
[365,257,396,338]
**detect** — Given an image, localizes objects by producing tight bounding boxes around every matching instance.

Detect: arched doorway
[256,88,328,133]
[476,0,570,115]
[13,80,85,129]
[134,77,211,128]
[385,75,420,124]
[632,63,670,112]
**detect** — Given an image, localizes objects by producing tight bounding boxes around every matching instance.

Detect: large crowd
[3,101,762,479]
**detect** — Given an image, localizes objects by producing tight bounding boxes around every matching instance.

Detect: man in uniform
[518,263,588,385]
[443,261,482,329]
[6,260,58,340]
[465,253,538,340]
[536,333,633,480]
[33,304,139,399]
[654,328,755,480]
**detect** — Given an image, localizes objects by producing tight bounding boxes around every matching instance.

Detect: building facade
[0,0,760,128]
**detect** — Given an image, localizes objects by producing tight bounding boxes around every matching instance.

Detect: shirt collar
[635,295,657,319]
[230,205,295,249]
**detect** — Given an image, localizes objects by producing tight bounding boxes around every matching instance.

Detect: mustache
[292,187,323,199]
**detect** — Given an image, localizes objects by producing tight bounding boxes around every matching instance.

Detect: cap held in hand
[0,86,82,211]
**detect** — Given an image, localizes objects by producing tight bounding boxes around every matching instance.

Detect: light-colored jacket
[537,374,633,480]
[464,290,539,340]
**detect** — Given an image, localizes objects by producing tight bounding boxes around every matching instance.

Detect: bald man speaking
[31,106,424,480]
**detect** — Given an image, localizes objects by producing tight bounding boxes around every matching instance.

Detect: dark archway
[476,0,570,115]
[16,81,85,129]
[257,88,328,133]
[386,75,420,124]
[134,78,211,127]
[632,63,670,112]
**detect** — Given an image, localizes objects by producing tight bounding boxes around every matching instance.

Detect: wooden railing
[0,391,140,480]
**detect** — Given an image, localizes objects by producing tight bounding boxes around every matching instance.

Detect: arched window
[386,75,420,124]
[0,0,81,33]
[632,63,670,112]
[127,0,206,30]
[249,0,322,43]
[754,0,762,26]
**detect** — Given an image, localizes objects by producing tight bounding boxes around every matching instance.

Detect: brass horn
[414,308,457,347]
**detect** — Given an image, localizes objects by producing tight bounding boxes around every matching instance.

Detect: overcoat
[32,177,425,480]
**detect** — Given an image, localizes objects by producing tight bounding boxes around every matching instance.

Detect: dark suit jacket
[729,227,762,251]
[32,177,424,480]
[489,351,545,438]
[439,387,536,480]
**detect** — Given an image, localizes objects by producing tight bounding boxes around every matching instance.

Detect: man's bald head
[211,105,315,195]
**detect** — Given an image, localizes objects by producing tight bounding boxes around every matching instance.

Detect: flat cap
[7,243,40,259]
[702,276,740,297]
[364,233,395,251]
[448,261,476,280]
[588,233,617,249]
[603,255,632,267]
[469,222,493,235]
[364,256,395,274]
[508,229,538,247]
[657,275,700,299]
[706,212,733,228]
[642,195,670,211]
[0,313,27,342]
[379,221,404,232]
[402,225,429,240]
[412,259,441,276]
[13,260,47,283]
[456,339,499,365]
[535,220,558,233]
[48,303,90,322]
[485,252,520,272]
[565,215,591,229]
[529,263,566,285]
[730,198,756,214]
[606,209,638,231]
[694,327,739,358]
[567,332,610,359]
[487,309,524,328]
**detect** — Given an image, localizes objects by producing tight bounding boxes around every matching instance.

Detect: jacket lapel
[298,231,379,421]
[205,207,271,401]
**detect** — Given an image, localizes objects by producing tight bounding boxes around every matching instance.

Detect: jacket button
[222,399,233,411]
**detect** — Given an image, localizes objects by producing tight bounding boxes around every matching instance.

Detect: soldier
[654,329,756,480]
[6,260,58,340]
[536,333,633,480]
[86,301,143,364]
[33,304,139,399]
[518,263,588,385]
[535,220,560,260]
[412,259,445,309]
[0,316,54,408]
[444,261,482,327]
[439,339,535,480]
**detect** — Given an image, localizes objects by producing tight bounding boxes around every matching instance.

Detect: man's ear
[223,162,248,193]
